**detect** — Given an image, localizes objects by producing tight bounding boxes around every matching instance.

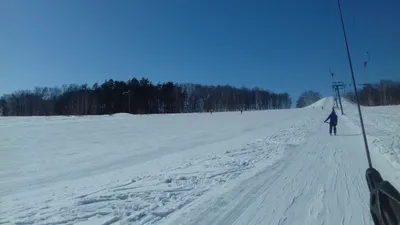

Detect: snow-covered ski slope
[1,97,400,225]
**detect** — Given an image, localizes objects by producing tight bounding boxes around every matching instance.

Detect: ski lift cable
[336,1,400,224]
[336,0,372,168]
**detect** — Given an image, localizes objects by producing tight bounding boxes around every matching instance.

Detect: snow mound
[306,98,326,108]
[112,113,133,117]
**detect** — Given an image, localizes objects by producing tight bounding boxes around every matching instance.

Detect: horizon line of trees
[344,79,400,106]
[0,77,292,116]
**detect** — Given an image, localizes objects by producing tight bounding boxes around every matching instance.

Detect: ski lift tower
[332,81,346,115]
[329,68,346,114]
[329,68,339,108]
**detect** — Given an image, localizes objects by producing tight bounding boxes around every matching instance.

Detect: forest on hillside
[345,80,400,106]
[0,77,292,116]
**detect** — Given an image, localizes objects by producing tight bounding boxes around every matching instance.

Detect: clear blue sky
[1,0,399,102]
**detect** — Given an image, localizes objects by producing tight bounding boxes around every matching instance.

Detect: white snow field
[1,97,400,225]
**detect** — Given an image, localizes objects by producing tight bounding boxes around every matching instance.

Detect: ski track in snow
[168,111,372,225]
[343,102,400,169]
[1,109,316,225]
[4,120,314,225]
[1,97,399,225]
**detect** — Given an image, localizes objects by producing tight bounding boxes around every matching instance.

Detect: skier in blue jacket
[324,107,338,135]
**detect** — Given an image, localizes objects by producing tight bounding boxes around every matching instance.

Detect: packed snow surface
[1,97,400,225]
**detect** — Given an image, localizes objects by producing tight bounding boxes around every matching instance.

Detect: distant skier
[324,107,338,135]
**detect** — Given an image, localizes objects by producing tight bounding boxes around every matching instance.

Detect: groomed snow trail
[0,105,325,225]
[2,97,398,225]
[167,99,372,225]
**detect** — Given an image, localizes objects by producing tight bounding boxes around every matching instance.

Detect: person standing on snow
[324,107,338,135]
